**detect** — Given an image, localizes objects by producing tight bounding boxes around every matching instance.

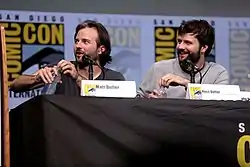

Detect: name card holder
[186,83,241,101]
[81,80,136,98]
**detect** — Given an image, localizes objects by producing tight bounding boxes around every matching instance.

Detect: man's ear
[200,45,208,55]
[97,45,106,55]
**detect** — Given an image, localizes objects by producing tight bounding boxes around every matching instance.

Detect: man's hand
[147,89,161,98]
[36,66,58,84]
[57,60,78,79]
[159,74,190,87]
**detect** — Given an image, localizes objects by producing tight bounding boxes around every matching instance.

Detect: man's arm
[213,69,229,85]
[9,72,44,92]
[10,65,58,92]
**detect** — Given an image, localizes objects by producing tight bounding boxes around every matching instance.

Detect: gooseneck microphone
[180,58,199,83]
[186,59,197,83]
[82,55,96,80]
[81,55,105,80]
[82,55,97,66]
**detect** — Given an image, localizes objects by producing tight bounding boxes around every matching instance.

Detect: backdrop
[0,10,249,109]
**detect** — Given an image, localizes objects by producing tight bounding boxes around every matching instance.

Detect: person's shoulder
[104,68,125,81]
[207,61,228,73]
[150,59,176,70]
[206,61,229,84]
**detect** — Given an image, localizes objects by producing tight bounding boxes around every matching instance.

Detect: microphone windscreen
[81,55,96,65]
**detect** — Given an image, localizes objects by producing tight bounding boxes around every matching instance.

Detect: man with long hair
[10,20,125,95]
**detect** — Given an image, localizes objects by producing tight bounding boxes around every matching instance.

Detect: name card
[81,80,136,98]
[186,83,241,101]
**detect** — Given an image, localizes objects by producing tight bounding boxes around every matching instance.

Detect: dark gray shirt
[137,58,229,99]
[55,61,125,96]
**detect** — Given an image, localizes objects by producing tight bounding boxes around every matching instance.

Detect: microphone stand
[81,55,105,80]
[88,61,94,80]
[186,60,196,83]
[190,68,195,83]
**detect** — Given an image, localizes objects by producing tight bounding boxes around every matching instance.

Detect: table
[9,95,250,167]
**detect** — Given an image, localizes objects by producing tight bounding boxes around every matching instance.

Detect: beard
[177,49,200,64]
[177,49,201,73]
[187,52,200,64]
[74,52,99,69]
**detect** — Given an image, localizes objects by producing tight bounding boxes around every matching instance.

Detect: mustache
[75,49,85,54]
[177,49,190,55]
[178,50,200,64]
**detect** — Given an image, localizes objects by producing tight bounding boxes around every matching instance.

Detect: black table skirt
[9,95,250,167]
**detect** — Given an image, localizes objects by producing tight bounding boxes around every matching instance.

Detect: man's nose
[75,44,83,51]
[75,42,82,48]
[177,42,185,50]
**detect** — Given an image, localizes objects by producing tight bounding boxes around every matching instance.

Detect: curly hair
[74,20,112,67]
[178,19,215,56]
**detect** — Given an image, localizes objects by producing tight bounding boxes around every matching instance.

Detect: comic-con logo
[237,123,250,167]
[154,19,216,62]
[0,21,64,87]
[154,19,178,62]
[189,86,202,99]
[84,84,97,96]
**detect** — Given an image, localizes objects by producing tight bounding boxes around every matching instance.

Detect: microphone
[81,55,105,80]
[82,55,97,66]
[178,51,203,84]
[186,59,199,71]
[184,59,198,84]
[81,55,96,80]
